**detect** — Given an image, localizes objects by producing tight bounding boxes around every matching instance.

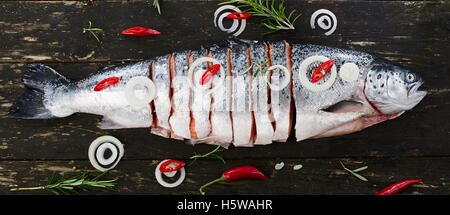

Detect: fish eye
[406,73,415,83]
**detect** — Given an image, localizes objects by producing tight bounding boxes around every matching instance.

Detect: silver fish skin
[229,41,254,147]
[250,42,274,145]
[10,40,427,147]
[151,54,172,137]
[189,48,211,140]
[207,45,233,147]
[268,41,293,142]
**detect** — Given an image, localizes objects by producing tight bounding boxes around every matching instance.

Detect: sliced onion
[163,171,177,178]
[124,76,156,107]
[213,5,246,37]
[232,17,246,37]
[339,62,359,82]
[187,57,225,95]
[88,135,124,172]
[262,65,290,91]
[214,5,241,27]
[310,9,337,36]
[218,12,239,33]
[317,15,332,30]
[155,159,186,188]
[298,55,337,92]
[96,142,118,166]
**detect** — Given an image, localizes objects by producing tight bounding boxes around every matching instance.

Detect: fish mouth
[408,81,427,101]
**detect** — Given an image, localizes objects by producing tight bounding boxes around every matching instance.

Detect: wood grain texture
[0,0,449,194]
[2,157,449,195]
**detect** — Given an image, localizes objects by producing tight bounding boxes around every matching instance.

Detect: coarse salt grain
[293,164,303,170]
[275,162,284,170]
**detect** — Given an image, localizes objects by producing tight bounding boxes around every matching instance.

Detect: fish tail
[10,64,71,119]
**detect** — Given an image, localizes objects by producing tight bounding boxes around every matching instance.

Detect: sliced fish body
[268,41,293,142]
[151,54,172,137]
[229,42,254,147]
[169,50,191,139]
[190,48,211,139]
[249,42,274,145]
[206,45,233,147]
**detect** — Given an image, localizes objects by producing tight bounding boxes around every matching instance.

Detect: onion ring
[96,142,118,166]
[317,15,332,30]
[339,62,359,82]
[187,57,225,95]
[213,5,246,37]
[298,55,337,92]
[88,135,124,172]
[262,65,290,91]
[310,9,337,36]
[124,76,156,107]
[163,171,177,178]
[155,159,186,188]
[218,12,239,33]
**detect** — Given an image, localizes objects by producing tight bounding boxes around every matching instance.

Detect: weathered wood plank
[0,63,448,160]
[1,157,449,195]
[0,1,448,71]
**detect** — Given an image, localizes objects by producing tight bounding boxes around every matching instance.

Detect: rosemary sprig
[243,59,272,88]
[187,145,226,167]
[242,62,256,75]
[220,0,301,34]
[339,161,368,182]
[10,170,118,195]
[252,59,270,79]
[153,0,161,15]
[83,21,103,43]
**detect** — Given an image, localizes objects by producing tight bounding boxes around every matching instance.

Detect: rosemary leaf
[242,62,255,75]
[83,21,103,43]
[349,171,368,182]
[339,161,368,182]
[188,145,226,166]
[153,0,161,15]
[206,154,227,164]
[352,166,368,173]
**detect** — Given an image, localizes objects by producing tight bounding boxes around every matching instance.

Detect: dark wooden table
[0,0,448,195]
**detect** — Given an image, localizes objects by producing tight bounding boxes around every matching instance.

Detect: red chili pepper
[311,59,335,83]
[199,165,267,195]
[159,160,186,173]
[226,12,252,20]
[93,77,119,91]
[121,27,161,37]
[376,179,422,195]
[200,64,220,85]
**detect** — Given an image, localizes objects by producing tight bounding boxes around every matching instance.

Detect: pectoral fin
[295,110,366,141]
[98,117,127,130]
[97,108,152,130]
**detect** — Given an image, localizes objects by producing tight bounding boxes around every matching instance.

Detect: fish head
[364,58,427,115]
